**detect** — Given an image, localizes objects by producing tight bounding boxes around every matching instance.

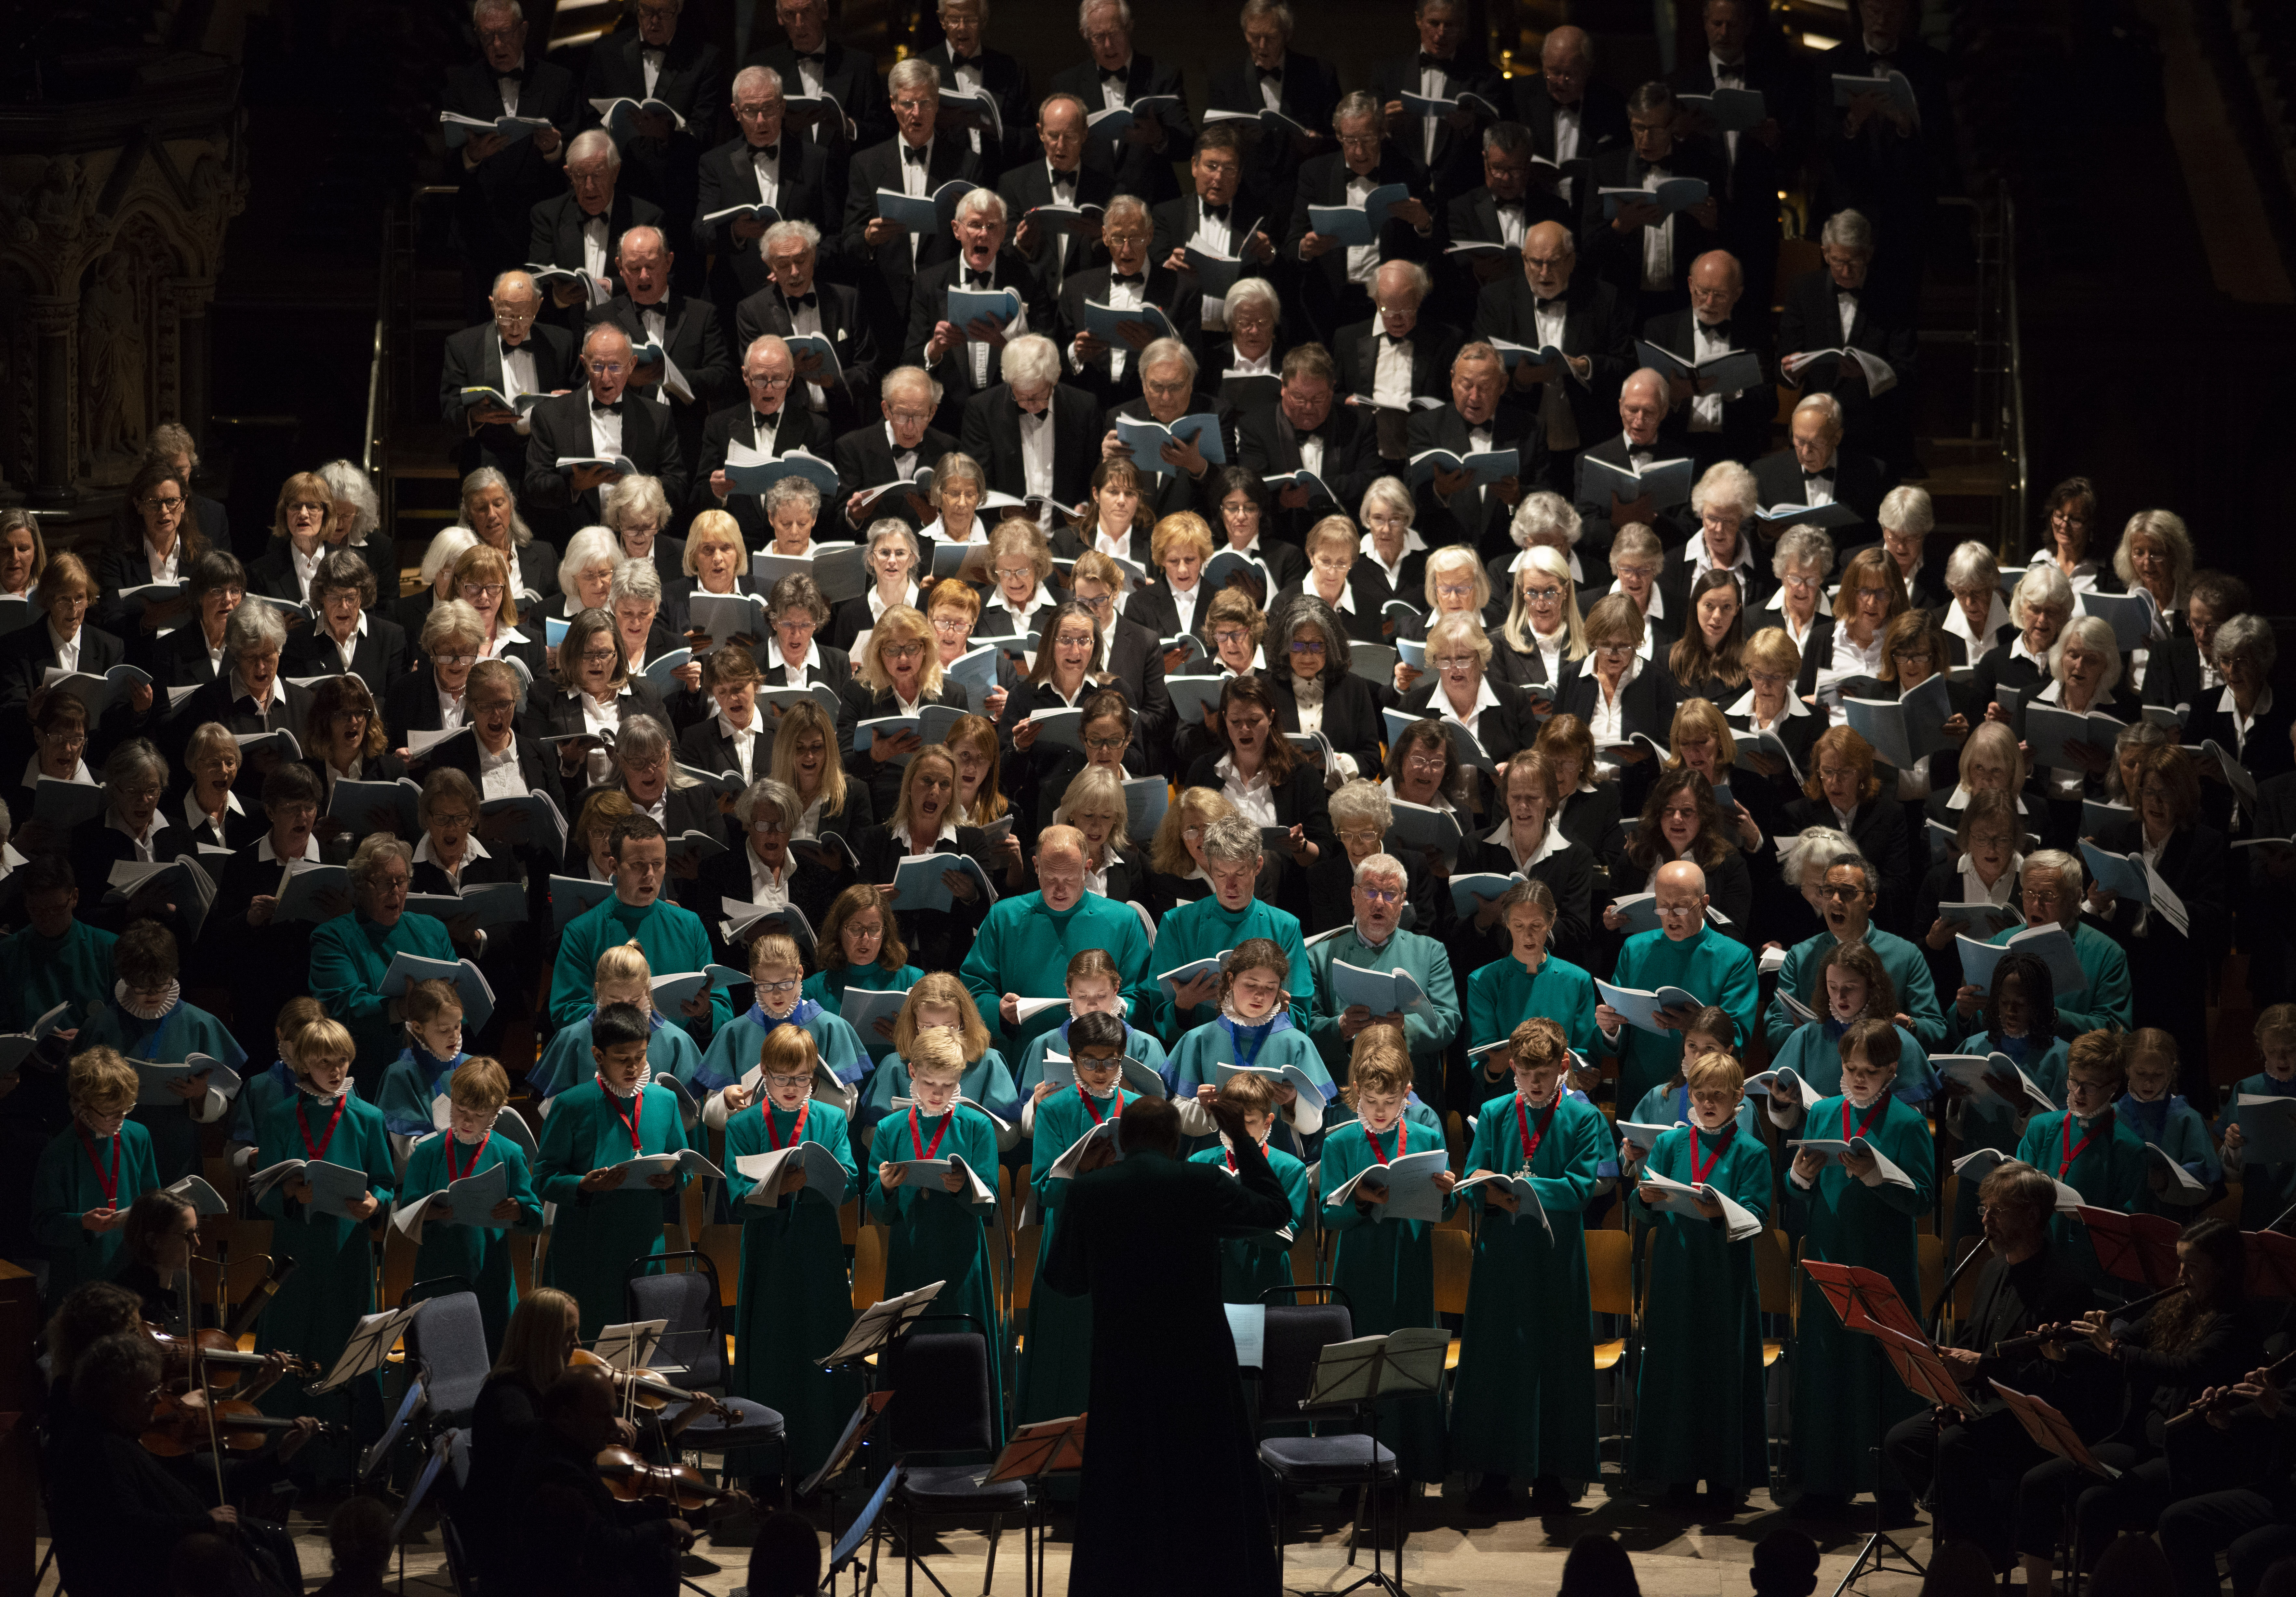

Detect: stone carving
[79,250,149,472]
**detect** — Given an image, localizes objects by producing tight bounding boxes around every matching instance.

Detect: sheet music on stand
[819,1279,946,1367]
[359,1373,428,1480]
[1865,1323,1976,1410]
[981,1412,1087,1485]
[797,1390,895,1498]
[592,1319,668,1372]
[313,1302,425,1394]
[1991,1382,2122,1479]
[1300,1327,1449,1408]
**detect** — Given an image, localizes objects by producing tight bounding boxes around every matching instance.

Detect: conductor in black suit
[1776,208,1920,477]
[997,93,1117,307]
[693,335,830,540]
[522,323,689,538]
[733,220,879,441]
[1407,341,1542,563]
[830,365,956,535]
[1642,249,1776,472]
[527,131,665,329]
[443,0,579,309]
[692,65,835,317]
[749,0,891,152]
[1578,82,1728,325]
[1333,261,1461,464]
[1205,1,1341,227]
[585,225,736,468]
[1438,121,1575,326]
[1054,194,1194,413]
[1750,392,1888,543]
[960,334,1104,514]
[1370,0,1506,204]
[920,0,1033,178]
[580,0,722,288]
[837,59,986,376]
[1511,26,1630,204]
[1048,0,1192,207]
[1475,220,1634,507]
[439,270,579,479]
[904,188,1059,435]
[1286,93,1442,348]
[1234,345,1381,548]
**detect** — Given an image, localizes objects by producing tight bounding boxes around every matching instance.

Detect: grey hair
[566,128,620,169]
[759,218,821,258]
[1103,195,1152,234]
[1689,460,1759,520]
[460,467,534,548]
[558,525,623,602]
[1200,814,1264,866]
[882,364,943,408]
[614,713,685,784]
[1138,336,1197,385]
[1778,827,1858,889]
[1000,333,1061,389]
[865,518,921,564]
[616,224,668,260]
[1372,260,1432,304]
[1484,120,1533,156]
[1822,849,1877,900]
[742,333,793,373]
[1334,89,1384,132]
[953,186,1008,226]
[314,549,378,608]
[2049,614,2123,693]
[472,0,521,23]
[102,739,168,797]
[1239,0,1294,30]
[609,557,663,606]
[349,834,414,888]
[1791,391,1844,433]
[1327,777,1392,832]
[887,57,941,98]
[1621,367,1671,415]
[1879,484,1935,539]
[2214,612,2277,674]
[581,322,634,362]
[1224,276,1281,322]
[764,475,822,518]
[225,603,287,657]
[1353,851,1408,887]
[1077,0,1131,33]
[1269,590,1352,678]
[601,474,670,535]
[1360,475,1415,526]
[1771,526,1835,580]
[2023,847,2083,894]
[931,450,987,502]
[734,776,801,829]
[2109,720,2174,801]
[184,721,237,772]
[315,460,380,542]
[1510,490,1582,550]
[731,64,782,99]
[1944,539,1999,592]
[421,599,487,656]
[2113,508,2196,604]
[1820,208,1874,252]
[489,269,539,300]
[2011,562,2073,625]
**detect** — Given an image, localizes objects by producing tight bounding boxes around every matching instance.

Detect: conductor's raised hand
[1206,1095,1250,1146]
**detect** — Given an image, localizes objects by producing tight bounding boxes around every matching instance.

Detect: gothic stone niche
[0,264,28,502]
[79,216,187,485]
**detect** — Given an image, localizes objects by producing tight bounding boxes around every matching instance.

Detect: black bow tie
[1100,65,1127,83]
[754,410,783,431]
[752,142,779,161]
[902,144,928,165]
[782,289,816,308]
[793,48,826,64]
[592,399,622,415]
[949,52,978,67]
[1418,51,1452,70]
[1535,295,1566,311]
[1203,201,1230,222]
[1110,271,1144,284]
[1257,64,1283,81]
[495,65,524,80]
[1803,469,1833,483]
[965,271,994,288]
[1050,170,1076,191]
[1698,318,1731,339]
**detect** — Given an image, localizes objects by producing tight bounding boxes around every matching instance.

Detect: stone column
[176,281,214,448]
[27,300,76,508]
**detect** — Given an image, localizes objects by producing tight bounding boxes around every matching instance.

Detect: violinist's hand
[665,1518,698,1553]
[879,1160,907,1190]
[81,1204,127,1233]
[778,1165,809,1195]
[346,1192,380,1221]
[615,1416,639,1446]
[489,1196,522,1222]
[581,1165,629,1192]
[277,1415,322,1461]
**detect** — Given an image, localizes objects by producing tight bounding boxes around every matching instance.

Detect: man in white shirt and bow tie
[907,188,1055,425]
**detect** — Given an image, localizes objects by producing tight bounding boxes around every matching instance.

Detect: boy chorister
[395,1057,543,1353]
[376,978,470,1166]
[1187,1071,1311,1303]
[2014,1029,2145,1290]
[33,1048,160,1305]
[78,921,245,1186]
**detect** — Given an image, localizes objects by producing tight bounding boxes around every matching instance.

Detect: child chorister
[2015,1029,2145,1290]
[1945,952,2070,1243]
[1448,1018,1607,1514]
[78,921,244,1185]
[1166,939,1334,1151]
[1187,1071,1311,1303]
[2217,1003,2296,1229]
[529,942,707,1116]
[704,933,870,1132]
[1783,1017,1935,1518]
[375,978,469,1171]
[534,1001,690,1339]
[722,1023,860,1483]
[2118,1028,2219,1215]
[857,973,1018,1154]
[1012,950,1171,1134]
[1626,1049,1772,1510]
[802,884,924,1068]
[394,1057,543,1353]
[1767,940,1939,1104]
[1617,1006,1763,1145]
[33,1048,160,1305]
[228,996,327,1155]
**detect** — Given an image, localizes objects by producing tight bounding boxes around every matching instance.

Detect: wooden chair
[1586,1229,1635,1468]
[1432,1227,1472,1372]
[852,1222,888,1315]
[698,1223,742,1306]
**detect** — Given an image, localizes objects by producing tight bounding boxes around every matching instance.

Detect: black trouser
[2157,1488,2296,1597]
[2017,1444,2178,1569]
[1883,1406,2046,1565]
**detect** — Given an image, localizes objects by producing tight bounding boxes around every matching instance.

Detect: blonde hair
[894,971,990,1063]
[748,932,803,976]
[1684,1051,1744,1094]
[1343,1043,1412,1104]
[594,940,654,992]
[1150,511,1215,568]
[904,1027,967,1081]
[759,1023,820,1081]
[682,509,744,578]
[1501,544,1585,659]
[68,1048,139,1116]
[1422,545,1488,611]
[1151,785,1237,875]
[769,698,849,817]
[861,604,945,696]
[294,1019,357,1072]
[1218,1071,1274,1113]
[490,1287,579,1384]
[450,1057,511,1111]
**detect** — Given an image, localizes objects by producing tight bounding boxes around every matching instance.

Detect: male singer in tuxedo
[1235,345,1380,547]
[1776,208,1920,477]
[1642,249,1775,472]
[1812,0,1955,304]
[443,0,579,310]
[1285,94,1441,347]
[1511,26,1629,207]
[998,94,1116,308]
[1333,261,1460,464]
[1204,0,1340,229]
[524,323,689,538]
[1674,0,1804,315]
[1102,339,1235,522]
[750,0,890,151]
[734,220,879,441]
[1056,195,1194,412]
[693,65,835,316]
[694,335,830,540]
[1578,82,1727,325]
[1474,220,1634,509]
[1750,392,1886,544]
[921,0,1032,178]
[831,365,956,534]
[838,59,985,382]
[1438,121,1574,326]
[580,0,723,290]
[528,131,664,330]
[1371,0,1505,205]
[1149,127,1278,363]
[961,335,1105,517]
[441,270,579,479]
[586,225,735,468]
[1407,343,1541,561]
[904,189,1059,436]
[1049,0,1191,207]
[1572,368,1696,555]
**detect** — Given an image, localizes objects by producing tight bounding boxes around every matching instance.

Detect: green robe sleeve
[1525,1100,1605,1215]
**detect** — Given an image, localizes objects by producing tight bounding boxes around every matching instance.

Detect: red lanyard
[447,1133,484,1183]
[1515,1094,1560,1169]
[1368,1118,1408,1165]
[1077,1084,1123,1125]
[2058,1113,2097,1180]
[765,1099,811,1151]
[79,1130,119,1207]
[1840,1096,1886,1144]
[297,1096,347,1161]
[1689,1125,1733,1186]
[909,1107,951,1160]
[605,1086,644,1154]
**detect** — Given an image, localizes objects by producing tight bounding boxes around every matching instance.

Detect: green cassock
[308,910,458,1095]
[1784,1091,1934,1495]
[1303,927,1462,1096]
[1601,927,1760,1109]
[1189,1142,1311,1303]
[33,1119,160,1305]
[723,1097,861,1478]
[534,1080,689,1339]
[0,919,116,1031]
[1465,952,1601,1057]
[1148,897,1312,1039]
[803,963,925,1066]
[702,1006,868,1095]
[866,1103,1004,1412]
[530,1014,705,1103]
[2118,1093,2221,1219]
[1447,1092,1606,1483]
[2218,1075,2296,1230]
[375,1046,467,1140]
[1627,1124,1772,1491]
[1769,1020,1939,1103]
[551,896,732,1047]
[1167,1018,1331,1098]
[1321,1117,1447,1483]
[80,998,247,1186]
[1987,920,2134,1036]
[960,892,1158,1054]
[1945,1032,2068,1244]
[1766,927,1947,1054]
[398,1130,545,1354]
[2016,1108,2148,1293]
[1018,1085,1137,1426]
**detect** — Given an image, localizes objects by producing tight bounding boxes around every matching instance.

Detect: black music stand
[984,1413,1088,1597]
[802,1391,895,1597]
[1992,1381,2120,1597]
[1299,1329,1448,1597]
[1802,1259,1928,1597]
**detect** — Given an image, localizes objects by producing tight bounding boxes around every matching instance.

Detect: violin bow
[203,1239,228,1504]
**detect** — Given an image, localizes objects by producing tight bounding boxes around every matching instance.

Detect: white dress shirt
[47,622,80,676]
[1588,656,1641,769]
[1637,165,1676,290]
[748,849,793,909]
[1959,852,2022,908]
[1418,59,1448,163]
[183,787,243,845]
[290,543,324,603]
[1167,581,1202,638]
[716,711,763,781]
[1688,315,1737,431]
[588,396,625,459]
[107,807,169,864]
[1343,172,1379,286]
[326,611,369,673]
[639,45,663,96]
[1215,753,1277,825]
[1019,399,1056,507]
[1360,528,1427,588]
[1532,295,1580,449]
[477,736,527,799]
[1372,333,1415,409]
[1190,198,1235,329]
[581,214,609,279]
[1553,104,1582,203]
[1837,286,1859,342]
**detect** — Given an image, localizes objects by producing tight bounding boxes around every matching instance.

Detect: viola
[140,1391,342,1457]
[568,1346,730,1432]
[148,1326,318,1391]
[593,1445,744,1512]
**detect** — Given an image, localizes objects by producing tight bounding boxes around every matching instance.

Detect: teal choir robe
[960,892,1158,1052]
[702,1003,869,1094]
[1626,1123,1772,1489]
[1302,926,1462,1097]
[1188,1140,1311,1302]
[1597,926,1760,1110]
[1447,1092,1606,1483]
[865,1102,1004,1408]
[1945,1030,2069,1242]
[1320,1115,1448,1482]
[530,1012,706,1105]
[1167,1014,1333,1102]
[308,910,457,1094]
[1769,1018,1938,1103]
[2117,1091,2221,1217]
[1465,951,1601,1058]
[802,962,925,1066]
[1765,926,1947,1054]
[80,996,247,1185]
[376,1044,468,1140]
[723,1096,861,1478]
[1619,1079,1763,1162]
[0,918,117,1032]
[1783,1091,1934,1496]
[1147,896,1313,1038]
[2216,1073,2296,1230]
[534,1079,689,1338]
[551,895,731,1047]
[2015,1107,2148,1292]
[1012,1019,1171,1095]
[1018,1085,1140,1425]
[1986,919,2133,1035]
[229,1058,298,1145]
[33,1118,160,1304]
[397,1128,544,1353]
[861,1049,1020,1146]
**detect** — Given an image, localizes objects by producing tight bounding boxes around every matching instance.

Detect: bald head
[1653,858,1709,940]
[1541,26,1593,104]
[1523,220,1574,298]
[1036,825,1088,909]
[1620,368,1669,443]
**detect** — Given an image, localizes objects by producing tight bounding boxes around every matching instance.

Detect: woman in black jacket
[849,746,998,972]
[1605,766,1753,944]
[840,602,968,823]
[1780,724,1915,937]
[1182,672,1332,927]
[1395,611,1544,826]
[1550,592,1676,820]
[1263,589,1389,781]
[1449,749,1597,976]
[1531,712,1629,897]
[92,456,210,665]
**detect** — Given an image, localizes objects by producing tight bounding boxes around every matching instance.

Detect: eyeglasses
[1084,735,1128,754]
[1212,628,1250,647]
[993,566,1035,582]
[1431,654,1479,671]
[1522,586,1562,603]
[1817,884,1864,901]
[41,731,86,749]
[622,755,668,776]
[882,642,926,661]
[462,583,506,600]
[476,24,523,41]
[1404,753,1446,774]
[1358,886,1402,905]
[763,1072,812,1088]
[757,978,800,995]
[1817,767,1857,783]
[734,100,780,117]
[1075,593,1112,613]
[886,408,931,426]
[119,783,163,801]
[586,360,630,376]
[1434,583,1476,600]
[581,647,618,665]
[1523,254,1571,271]
[775,617,815,635]
[436,653,479,669]
[142,496,185,514]
[1221,502,1258,520]
[430,812,475,828]
[746,372,794,389]
[929,617,969,636]
[1287,640,1325,655]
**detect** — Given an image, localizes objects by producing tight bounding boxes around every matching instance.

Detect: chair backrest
[1432,1227,1472,1317]
[626,1261,724,1389]
[407,1290,493,1418]
[1257,1301,1355,1425]
[884,1319,997,1456]
[697,1224,742,1308]
[1755,1228,1795,1318]
[853,1222,888,1313]
[1585,1228,1634,1317]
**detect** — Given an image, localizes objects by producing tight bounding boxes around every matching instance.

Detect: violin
[140,1390,342,1457]
[148,1327,319,1391]
[568,1347,730,1440]
[593,1446,745,1512]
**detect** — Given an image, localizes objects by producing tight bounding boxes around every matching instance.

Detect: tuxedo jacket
[1046,53,1191,205]
[1576,143,1729,303]
[1205,49,1344,220]
[585,292,737,464]
[1283,150,1441,343]
[525,190,665,315]
[1639,305,1777,468]
[837,136,988,358]
[1148,192,1279,279]
[750,39,891,151]
[692,131,838,309]
[690,401,831,539]
[1510,78,1631,169]
[997,157,1120,284]
[733,278,880,439]
[1370,49,1506,202]
[1404,404,1546,562]
[902,248,1061,426]
[1396,672,1545,770]
[1749,445,1887,540]
[283,618,410,702]
[1673,40,1806,262]
[924,42,1036,176]
[580,26,725,267]
[1570,431,1701,554]
[829,420,958,534]
[438,320,579,477]
[1271,573,1397,647]
[1813,36,1956,216]
[440,57,583,276]
[1234,402,1382,547]
[520,389,689,536]
[1775,266,1921,392]
[1441,182,1577,319]
[1331,315,1462,409]
[1053,263,1198,411]
[1109,391,1239,522]
[958,383,1105,512]
[1472,271,1635,453]
[1266,667,1388,781]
